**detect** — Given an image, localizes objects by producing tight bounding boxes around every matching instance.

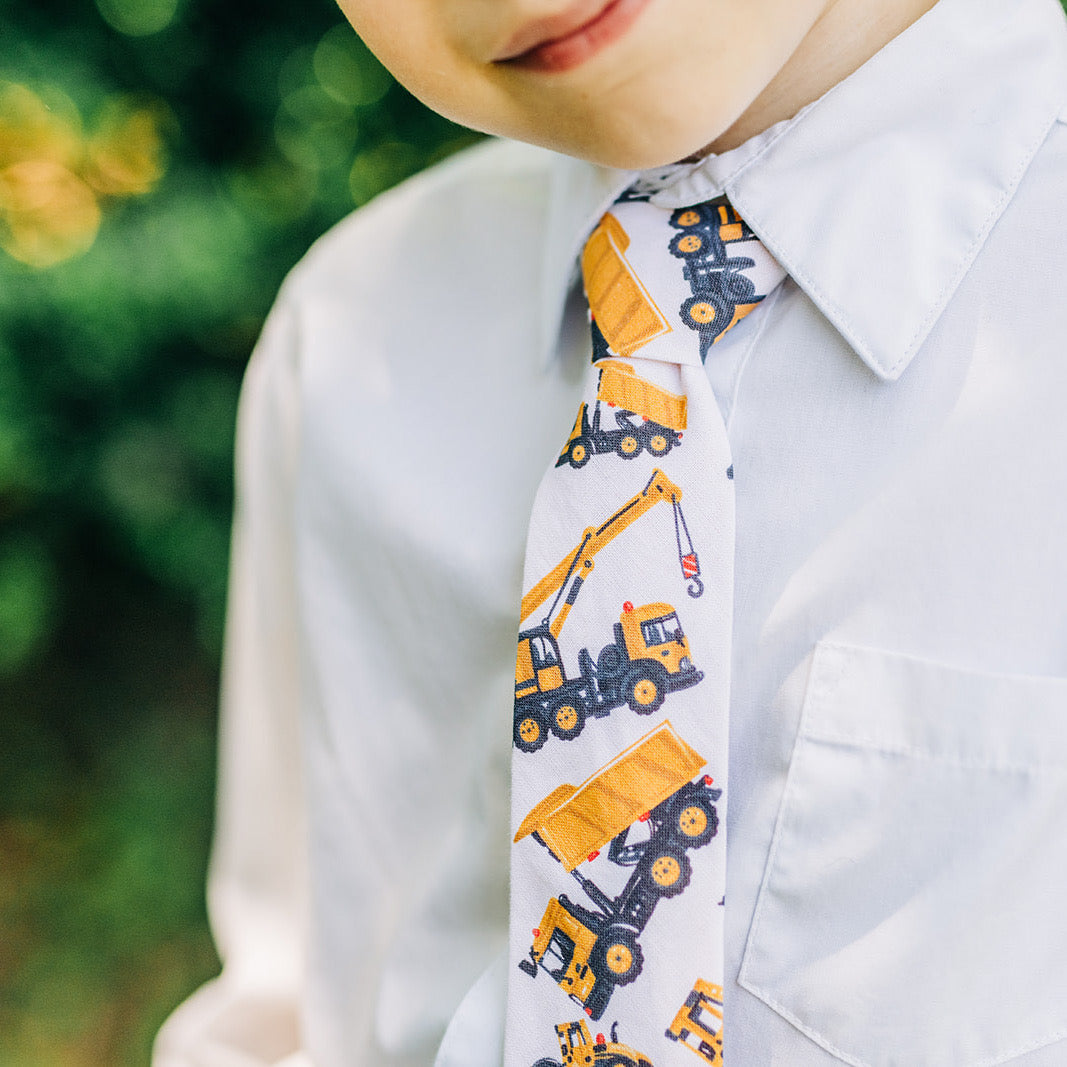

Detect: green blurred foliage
[0,0,477,668]
[0,575,221,1066]
[0,0,477,1063]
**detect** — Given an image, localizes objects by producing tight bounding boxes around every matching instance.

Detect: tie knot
[581,193,785,365]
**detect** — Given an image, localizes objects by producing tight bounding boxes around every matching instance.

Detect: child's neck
[697,0,940,158]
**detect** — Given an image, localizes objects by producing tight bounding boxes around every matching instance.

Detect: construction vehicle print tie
[505,193,785,1067]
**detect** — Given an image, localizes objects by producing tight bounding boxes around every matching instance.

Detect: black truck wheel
[669,231,706,258]
[591,927,643,987]
[568,436,592,469]
[643,425,673,456]
[671,207,704,229]
[514,707,548,753]
[722,271,757,302]
[549,698,585,741]
[668,792,719,848]
[617,433,640,459]
[641,846,692,899]
[681,290,731,332]
[623,662,668,714]
[597,644,625,679]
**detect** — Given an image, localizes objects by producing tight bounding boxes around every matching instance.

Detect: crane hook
[673,499,704,598]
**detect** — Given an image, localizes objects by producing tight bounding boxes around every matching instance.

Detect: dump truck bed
[597,361,688,431]
[582,213,673,358]
[514,721,705,871]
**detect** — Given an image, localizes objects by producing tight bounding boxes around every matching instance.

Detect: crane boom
[520,469,685,636]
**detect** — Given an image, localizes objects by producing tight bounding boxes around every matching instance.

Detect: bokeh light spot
[313,25,393,107]
[0,83,165,267]
[226,159,316,224]
[95,0,180,38]
[0,160,101,267]
[0,82,82,169]
[86,97,166,196]
[349,142,420,205]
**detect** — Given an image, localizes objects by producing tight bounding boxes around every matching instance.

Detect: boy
[155,0,1067,1065]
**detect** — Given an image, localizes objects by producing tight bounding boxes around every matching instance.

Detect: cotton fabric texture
[153,0,1067,1064]
[506,194,786,1064]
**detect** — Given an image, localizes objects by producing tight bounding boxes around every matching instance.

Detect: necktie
[505,191,784,1067]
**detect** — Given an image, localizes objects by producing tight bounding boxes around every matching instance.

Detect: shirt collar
[540,0,1067,381]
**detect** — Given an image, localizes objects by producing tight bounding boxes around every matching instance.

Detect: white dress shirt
[153,0,1067,1063]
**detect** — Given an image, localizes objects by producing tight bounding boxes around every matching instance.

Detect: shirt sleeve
[153,296,311,1067]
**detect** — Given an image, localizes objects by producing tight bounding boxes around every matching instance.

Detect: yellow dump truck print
[665,979,724,1064]
[557,361,688,469]
[516,722,722,1020]
[514,720,706,872]
[582,212,672,360]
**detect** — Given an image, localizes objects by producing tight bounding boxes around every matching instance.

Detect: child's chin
[589,105,744,169]
[544,126,731,172]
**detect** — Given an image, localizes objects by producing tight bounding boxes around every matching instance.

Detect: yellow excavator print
[517,722,721,1021]
[513,469,704,753]
[557,360,688,469]
[532,1019,653,1067]
[665,979,723,1064]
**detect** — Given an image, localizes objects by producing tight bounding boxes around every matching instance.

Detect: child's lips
[493,0,652,73]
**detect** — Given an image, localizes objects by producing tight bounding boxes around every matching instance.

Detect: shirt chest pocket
[738,642,1067,1067]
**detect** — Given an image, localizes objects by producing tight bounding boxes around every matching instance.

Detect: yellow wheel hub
[652,856,682,887]
[571,444,586,463]
[677,210,701,227]
[678,234,703,253]
[518,717,541,744]
[555,705,578,731]
[649,435,668,453]
[678,805,708,837]
[633,679,658,706]
[620,436,638,455]
[605,944,634,975]
[689,302,716,325]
